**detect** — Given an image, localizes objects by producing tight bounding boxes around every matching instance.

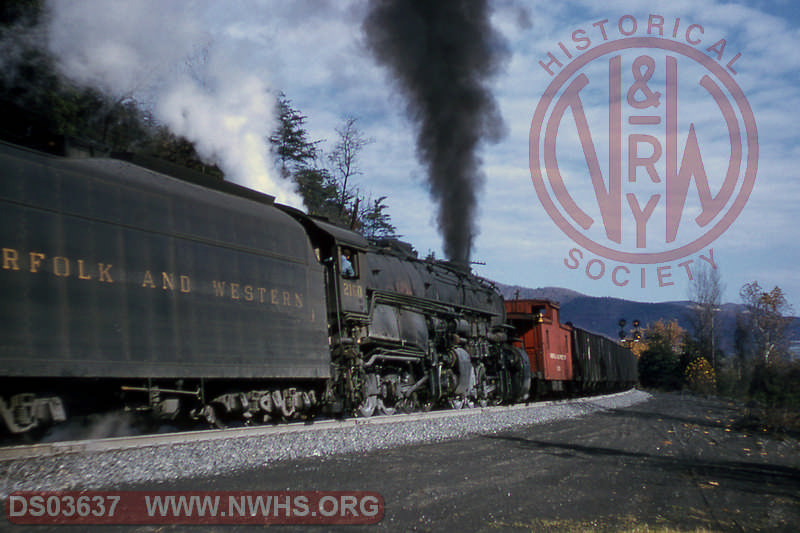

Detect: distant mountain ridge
[497,284,799,356]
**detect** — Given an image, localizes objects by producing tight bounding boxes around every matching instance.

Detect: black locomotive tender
[0,141,637,434]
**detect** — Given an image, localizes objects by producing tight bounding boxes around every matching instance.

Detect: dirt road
[7,392,798,532]
[193,393,800,532]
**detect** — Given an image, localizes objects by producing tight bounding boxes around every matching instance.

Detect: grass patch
[734,405,800,439]
[488,515,722,532]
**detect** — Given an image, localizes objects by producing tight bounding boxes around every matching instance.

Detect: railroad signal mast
[618,319,642,349]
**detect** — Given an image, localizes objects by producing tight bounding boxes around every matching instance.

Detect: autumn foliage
[684,358,716,395]
[637,320,720,394]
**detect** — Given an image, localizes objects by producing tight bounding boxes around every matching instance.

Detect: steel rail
[0,390,638,462]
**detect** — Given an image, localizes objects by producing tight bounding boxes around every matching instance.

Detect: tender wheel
[199,404,226,429]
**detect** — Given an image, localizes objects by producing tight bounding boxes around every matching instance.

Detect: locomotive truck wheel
[449,398,465,410]
[357,396,378,417]
[396,396,417,414]
[376,398,395,416]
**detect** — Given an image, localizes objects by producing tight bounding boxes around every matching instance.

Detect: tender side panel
[0,144,329,379]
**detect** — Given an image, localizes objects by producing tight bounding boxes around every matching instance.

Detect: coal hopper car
[505,299,637,396]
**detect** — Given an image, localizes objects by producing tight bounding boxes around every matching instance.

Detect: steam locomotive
[0,141,634,435]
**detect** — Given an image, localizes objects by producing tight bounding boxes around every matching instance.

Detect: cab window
[340,247,359,279]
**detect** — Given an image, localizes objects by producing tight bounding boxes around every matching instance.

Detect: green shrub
[638,348,682,390]
[749,361,800,408]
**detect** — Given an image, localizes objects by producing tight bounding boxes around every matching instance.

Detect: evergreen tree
[270,92,320,179]
[0,2,153,153]
[637,320,685,390]
[268,99,397,238]
[149,127,224,178]
[359,195,397,239]
[1,2,399,242]
[294,167,341,221]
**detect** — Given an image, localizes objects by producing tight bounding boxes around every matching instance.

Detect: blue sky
[45,0,800,310]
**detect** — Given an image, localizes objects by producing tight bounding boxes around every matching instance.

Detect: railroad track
[0,392,639,462]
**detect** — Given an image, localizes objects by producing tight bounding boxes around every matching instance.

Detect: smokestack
[363,0,508,267]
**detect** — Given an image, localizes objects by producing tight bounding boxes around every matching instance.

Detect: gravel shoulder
[3,390,799,532]
[0,390,649,498]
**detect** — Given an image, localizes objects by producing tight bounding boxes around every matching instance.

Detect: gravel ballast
[0,389,650,497]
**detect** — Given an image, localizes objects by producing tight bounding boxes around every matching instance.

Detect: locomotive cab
[278,213,531,415]
[336,245,368,315]
[275,211,371,337]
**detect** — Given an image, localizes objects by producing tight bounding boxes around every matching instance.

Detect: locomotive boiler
[0,141,532,433]
[293,227,533,417]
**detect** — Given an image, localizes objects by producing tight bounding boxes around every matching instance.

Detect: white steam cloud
[45,0,303,208]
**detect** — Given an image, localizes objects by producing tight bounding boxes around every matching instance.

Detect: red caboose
[505,299,573,396]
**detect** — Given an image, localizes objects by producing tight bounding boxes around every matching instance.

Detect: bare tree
[739,281,793,365]
[327,117,373,216]
[688,264,724,369]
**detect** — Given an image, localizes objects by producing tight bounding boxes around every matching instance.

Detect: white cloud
[42,0,800,308]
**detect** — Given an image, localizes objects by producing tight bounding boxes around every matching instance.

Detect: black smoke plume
[363,0,508,266]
